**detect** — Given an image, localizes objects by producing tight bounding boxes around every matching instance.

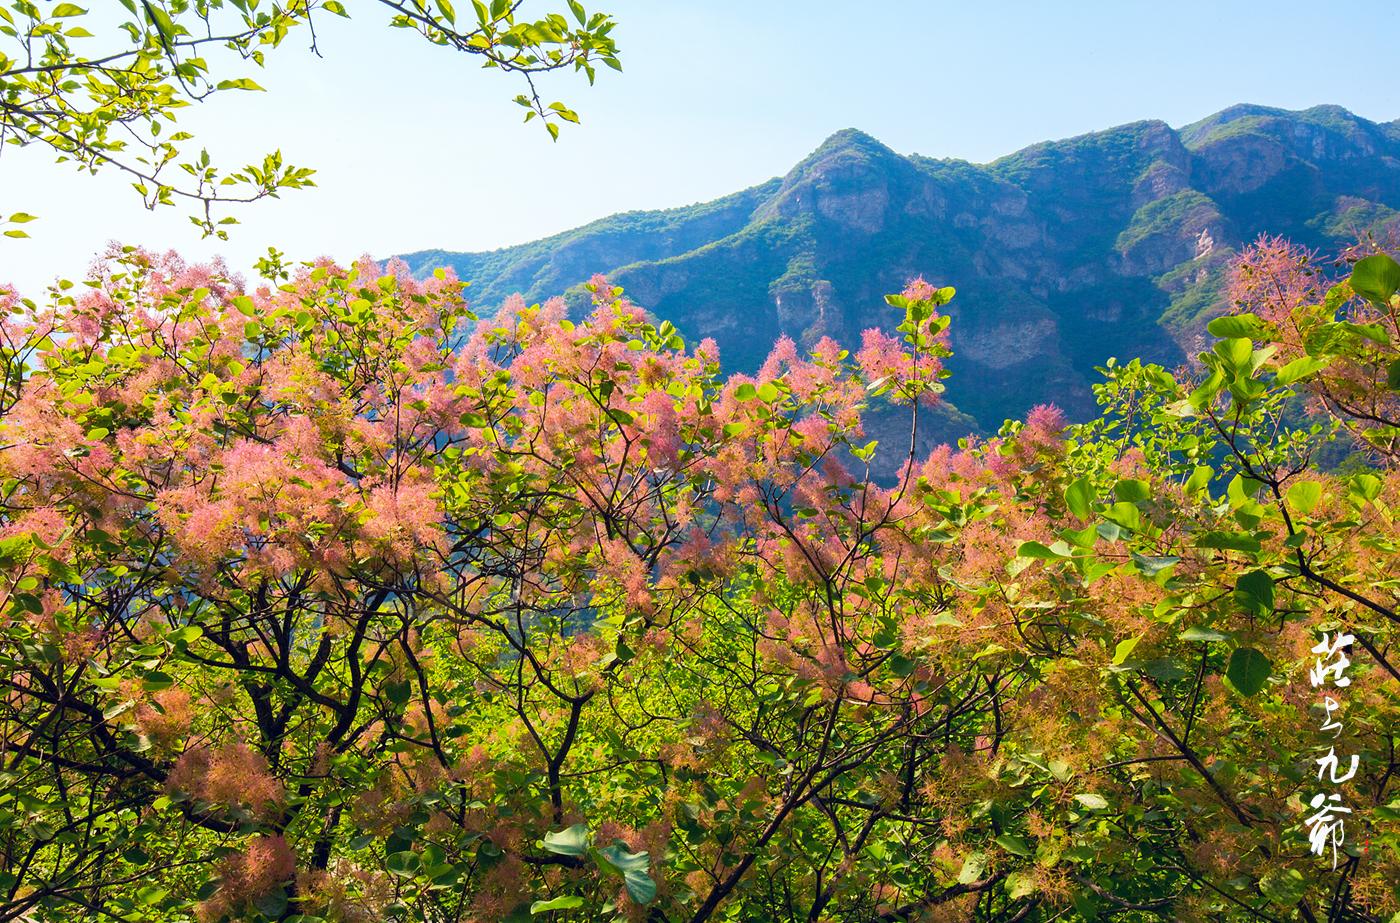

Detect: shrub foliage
[0,243,1397,920]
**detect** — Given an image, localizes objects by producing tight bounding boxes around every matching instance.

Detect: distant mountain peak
[781,128,905,181]
[1202,102,1288,123]
[400,102,1400,442]
[1302,102,1364,121]
[753,128,915,232]
[1181,102,1383,150]
[809,127,893,155]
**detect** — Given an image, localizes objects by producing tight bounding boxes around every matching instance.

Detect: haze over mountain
[400,104,1400,439]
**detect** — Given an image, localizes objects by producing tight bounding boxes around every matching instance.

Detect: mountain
[399,104,1400,436]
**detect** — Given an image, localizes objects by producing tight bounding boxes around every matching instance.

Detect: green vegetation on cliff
[401,104,1400,434]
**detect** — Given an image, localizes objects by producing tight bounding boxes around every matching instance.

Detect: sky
[2,0,1398,294]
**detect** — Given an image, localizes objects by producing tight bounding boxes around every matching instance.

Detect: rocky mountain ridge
[401,104,1400,439]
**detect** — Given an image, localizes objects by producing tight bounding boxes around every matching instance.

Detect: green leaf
[167,625,203,645]
[1214,336,1254,370]
[851,439,879,462]
[1206,313,1266,339]
[141,670,174,692]
[756,382,780,404]
[1060,524,1097,548]
[1233,569,1275,616]
[253,889,287,917]
[1188,368,1224,410]
[1005,871,1036,899]
[1258,867,1308,907]
[1103,501,1141,533]
[593,843,655,905]
[1130,553,1178,577]
[957,851,987,884]
[1387,359,1400,392]
[1275,356,1330,385]
[593,842,649,874]
[1286,480,1322,516]
[541,824,589,857]
[734,383,757,402]
[1184,465,1213,495]
[384,680,411,706]
[1112,479,1150,503]
[1016,540,1070,560]
[102,700,135,721]
[1096,521,1123,543]
[1349,253,1400,305]
[622,869,657,905]
[1350,472,1383,503]
[1226,647,1271,697]
[531,896,585,913]
[51,3,86,16]
[386,850,422,877]
[1073,793,1109,810]
[1112,635,1141,665]
[1179,626,1230,643]
[1333,320,1392,346]
[994,834,1032,857]
[215,78,265,91]
[547,102,580,124]
[1064,476,1094,520]
[1194,531,1260,553]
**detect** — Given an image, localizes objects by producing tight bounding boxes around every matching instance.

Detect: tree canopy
[0,1,621,238]
[0,241,1397,920]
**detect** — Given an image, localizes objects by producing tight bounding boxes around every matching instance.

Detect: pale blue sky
[3,0,1397,293]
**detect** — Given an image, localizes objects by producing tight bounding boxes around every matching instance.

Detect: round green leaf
[1064,476,1094,520]
[386,850,422,877]
[1286,480,1322,516]
[541,824,589,857]
[957,851,987,884]
[1226,647,1272,697]
[1233,569,1275,616]
[1349,253,1400,305]
[1206,313,1267,339]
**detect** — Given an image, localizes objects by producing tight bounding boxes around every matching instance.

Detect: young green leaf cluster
[0,1,620,236]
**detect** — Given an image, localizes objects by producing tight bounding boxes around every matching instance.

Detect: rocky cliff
[400,104,1400,437]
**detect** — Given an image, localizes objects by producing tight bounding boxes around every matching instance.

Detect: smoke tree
[0,243,1396,921]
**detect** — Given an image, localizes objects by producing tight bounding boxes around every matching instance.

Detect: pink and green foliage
[0,244,1397,921]
[1219,235,1400,462]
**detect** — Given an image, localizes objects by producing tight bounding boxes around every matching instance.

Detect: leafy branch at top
[0,0,621,237]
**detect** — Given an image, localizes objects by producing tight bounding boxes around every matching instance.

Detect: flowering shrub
[1218,236,1400,462]
[0,246,1396,921]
